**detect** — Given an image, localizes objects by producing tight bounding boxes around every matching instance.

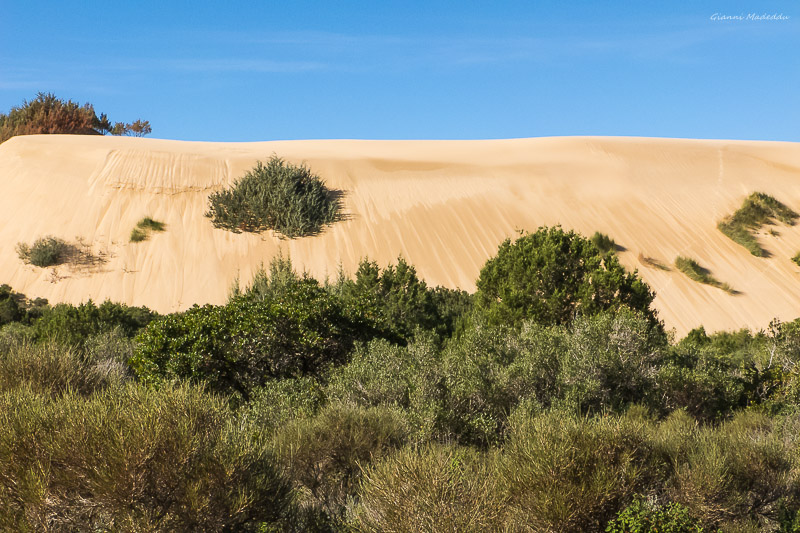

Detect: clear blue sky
[1,1,797,142]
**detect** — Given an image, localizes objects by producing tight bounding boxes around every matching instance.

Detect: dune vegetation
[0,93,151,144]
[205,156,344,239]
[675,255,736,294]
[3,226,800,532]
[130,216,166,243]
[717,192,798,257]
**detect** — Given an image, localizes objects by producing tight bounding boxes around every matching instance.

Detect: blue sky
[1,1,797,142]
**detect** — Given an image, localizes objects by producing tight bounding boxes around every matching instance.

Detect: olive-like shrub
[205,156,343,238]
[16,236,69,267]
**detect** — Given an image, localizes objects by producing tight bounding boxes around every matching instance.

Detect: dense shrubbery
[0,92,150,143]
[131,279,367,402]
[4,225,800,531]
[475,226,656,328]
[0,384,293,531]
[205,156,344,238]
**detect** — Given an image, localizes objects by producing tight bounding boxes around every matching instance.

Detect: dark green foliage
[718,192,798,257]
[205,156,344,238]
[475,226,656,329]
[16,235,69,267]
[605,497,705,532]
[793,251,800,267]
[675,256,735,294]
[131,280,363,402]
[31,300,156,348]
[0,285,23,326]
[334,257,472,343]
[352,445,504,532]
[272,404,410,525]
[0,384,293,532]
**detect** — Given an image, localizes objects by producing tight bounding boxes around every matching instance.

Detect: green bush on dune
[205,156,344,239]
[717,192,798,257]
[16,235,69,267]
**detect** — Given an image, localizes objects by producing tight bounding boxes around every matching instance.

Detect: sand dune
[2,134,800,336]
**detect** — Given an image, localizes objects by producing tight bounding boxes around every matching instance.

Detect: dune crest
[2,134,800,335]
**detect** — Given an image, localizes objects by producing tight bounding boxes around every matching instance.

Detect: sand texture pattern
[2,134,800,335]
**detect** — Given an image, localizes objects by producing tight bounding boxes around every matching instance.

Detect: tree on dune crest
[0,92,151,143]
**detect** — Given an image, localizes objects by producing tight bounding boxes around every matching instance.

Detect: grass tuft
[793,252,800,267]
[717,192,798,257]
[675,256,735,294]
[591,231,618,257]
[638,253,670,271]
[130,217,166,243]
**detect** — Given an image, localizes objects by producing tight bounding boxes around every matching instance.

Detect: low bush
[16,235,69,267]
[205,156,343,238]
[272,404,410,525]
[0,383,293,531]
[0,339,127,397]
[351,445,504,532]
[659,410,800,530]
[717,192,798,257]
[499,408,659,532]
[675,256,735,294]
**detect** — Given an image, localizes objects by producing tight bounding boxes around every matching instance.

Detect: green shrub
[558,309,667,414]
[657,410,799,530]
[131,281,364,402]
[205,156,343,238]
[16,235,69,267]
[326,336,444,444]
[793,252,800,267]
[272,404,410,525]
[240,376,325,430]
[351,445,504,532]
[605,497,705,532]
[31,300,156,348]
[0,383,293,531]
[675,256,735,294]
[717,192,798,257]
[499,409,659,532]
[475,226,656,329]
[0,339,127,397]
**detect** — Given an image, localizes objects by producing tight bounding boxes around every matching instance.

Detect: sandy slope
[1,134,800,335]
